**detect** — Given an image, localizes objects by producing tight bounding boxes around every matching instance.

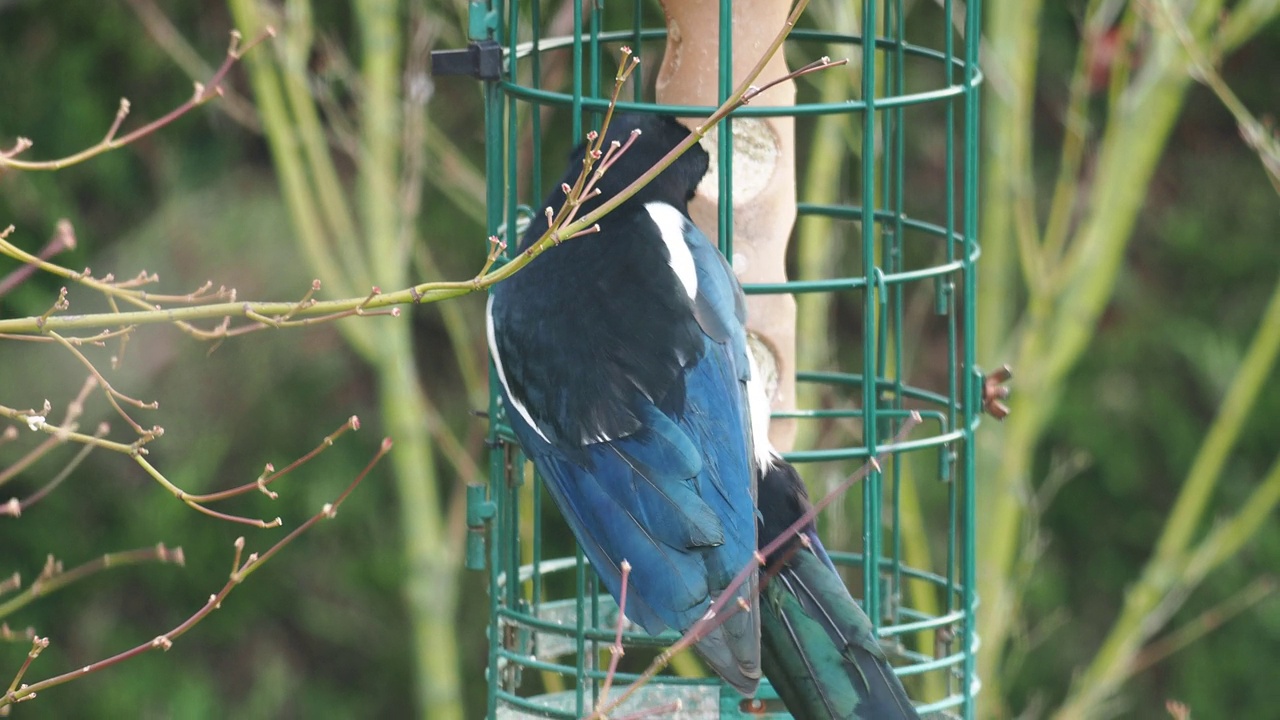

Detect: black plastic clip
[430,40,502,80]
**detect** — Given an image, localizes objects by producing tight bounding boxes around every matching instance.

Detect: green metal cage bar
[471,1,983,717]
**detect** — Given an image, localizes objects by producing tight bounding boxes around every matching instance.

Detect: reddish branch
[0,437,391,709]
[0,29,275,173]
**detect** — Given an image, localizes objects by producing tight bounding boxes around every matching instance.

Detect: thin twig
[1144,0,1280,194]
[183,417,360,503]
[0,545,184,621]
[0,221,76,299]
[46,332,157,437]
[0,38,843,339]
[1129,576,1277,676]
[0,29,275,172]
[1,424,107,517]
[0,438,389,709]
[122,0,263,132]
[0,404,140,456]
[1,402,362,527]
[0,376,97,489]
[3,637,48,704]
[596,560,632,709]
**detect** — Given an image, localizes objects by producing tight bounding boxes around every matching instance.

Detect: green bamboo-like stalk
[225,2,464,717]
[975,0,1042,364]
[791,0,857,458]
[224,1,372,356]
[1053,268,1280,719]
[973,0,1046,708]
[376,332,463,719]
[276,0,374,298]
[358,0,463,715]
[976,0,1280,715]
[979,1,1210,697]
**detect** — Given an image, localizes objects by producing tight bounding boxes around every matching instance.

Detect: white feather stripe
[644,201,699,300]
[486,294,551,443]
[746,351,778,471]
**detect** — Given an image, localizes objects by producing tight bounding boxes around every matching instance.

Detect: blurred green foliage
[1,2,483,717]
[1,1,1278,719]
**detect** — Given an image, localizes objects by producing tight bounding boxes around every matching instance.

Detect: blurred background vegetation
[1,1,1277,719]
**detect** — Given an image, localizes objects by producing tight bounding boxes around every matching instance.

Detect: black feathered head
[515,113,710,252]
[574,113,710,208]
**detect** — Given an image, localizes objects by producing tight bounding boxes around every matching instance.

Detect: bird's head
[514,114,710,252]
[571,113,710,211]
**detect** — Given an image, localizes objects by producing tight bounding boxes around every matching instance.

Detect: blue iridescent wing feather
[488,200,760,692]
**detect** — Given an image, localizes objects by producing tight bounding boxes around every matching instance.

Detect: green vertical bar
[717,0,733,258]
[887,0,906,625]
[589,571,600,708]
[531,0,543,204]
[860,0,881,630]
[532,459,543,617]
[572,5,587,710]
[500,451,516,693]
[631,0,644,100]
[505,0,520,248]
[942,17,960,705]
[486,446,503,718]
[485,3,507,717]
[589,7,603,711]
[962,0,983,716]
[508,450,524,614]
[572,0,583,138]
[942,12,960,706]
[574,544,587,717]
[589,0,601,108]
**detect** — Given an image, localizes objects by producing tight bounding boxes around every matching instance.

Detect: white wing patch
[645,202,698,300]
[486,294,551,443]
[746,351,777,471]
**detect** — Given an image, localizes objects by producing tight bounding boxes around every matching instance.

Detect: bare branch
[0,377,97,490]
[0,545,184,621]
[0,221,76,299]
[0,438,388,709]
[0,29,275,172]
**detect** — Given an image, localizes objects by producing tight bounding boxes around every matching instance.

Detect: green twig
[1148,0,1280,195]
[0,545,184,621]
[1128,576,1277,676]
[226,0,371,354]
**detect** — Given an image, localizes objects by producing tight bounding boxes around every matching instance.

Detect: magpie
[757,454,922,719]
[485,113,765,694]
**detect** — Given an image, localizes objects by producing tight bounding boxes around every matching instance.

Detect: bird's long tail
[758,461,921,720]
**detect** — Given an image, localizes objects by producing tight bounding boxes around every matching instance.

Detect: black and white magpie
[485,113,766,694]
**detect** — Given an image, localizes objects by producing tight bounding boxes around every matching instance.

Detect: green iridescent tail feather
[757,459,921,720]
